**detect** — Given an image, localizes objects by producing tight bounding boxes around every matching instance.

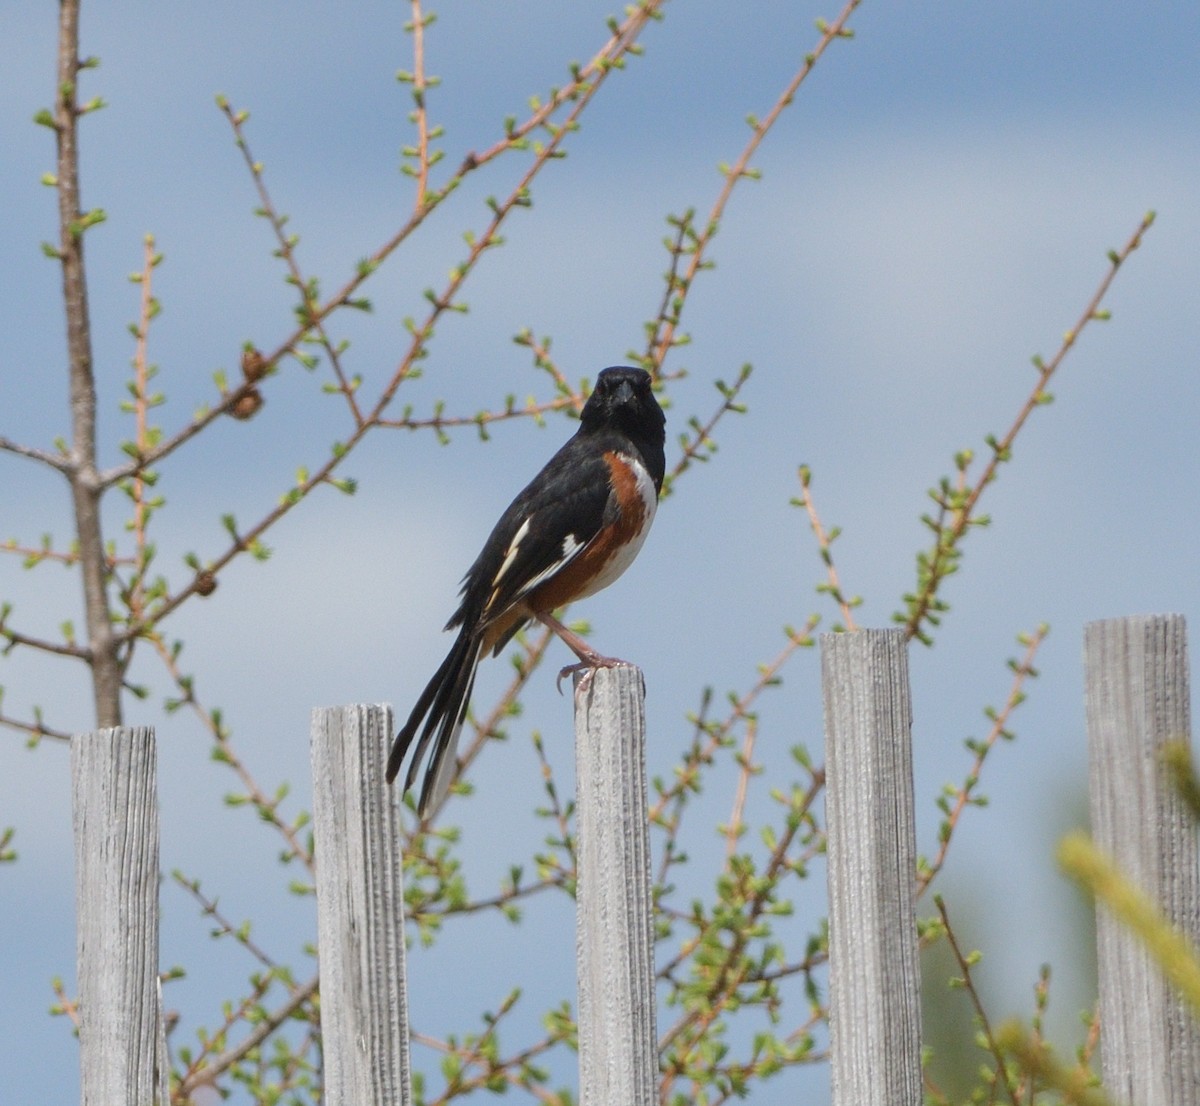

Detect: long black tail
[386,626,482,815]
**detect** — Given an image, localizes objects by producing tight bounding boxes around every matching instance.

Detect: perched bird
[386,365,666,815]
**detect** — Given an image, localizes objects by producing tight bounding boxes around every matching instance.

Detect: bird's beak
[614,379,635,405]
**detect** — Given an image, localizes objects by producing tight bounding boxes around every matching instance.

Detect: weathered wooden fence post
[71,726,168,1106]
[574,665,657,1106]
[821,629,923,1106]
[1084,614,1200,1104]
[311,704,412,1106]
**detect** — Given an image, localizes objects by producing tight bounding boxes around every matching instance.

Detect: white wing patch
[507,533,583,602]
[489,516,587,610]
[493,516,532,587]
[561,533,584,561]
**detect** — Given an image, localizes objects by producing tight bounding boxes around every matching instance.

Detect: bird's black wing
[447,431,616,632]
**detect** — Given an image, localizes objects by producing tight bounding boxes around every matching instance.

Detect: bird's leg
[535,610,627,693]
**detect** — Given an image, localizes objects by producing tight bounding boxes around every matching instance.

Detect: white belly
[574,452,658,600]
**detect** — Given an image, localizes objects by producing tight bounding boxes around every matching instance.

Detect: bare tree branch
[54,0,121,725]
[0,437,69,471]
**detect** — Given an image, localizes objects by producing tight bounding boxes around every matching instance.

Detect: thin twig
[723,716,758,860]
[936,895,1020,1106]
[657,769,824,1083]
[918,625,1048,895]
[149,634,314,873]
[642,210,697,368]
[0,710,71,744]
[118,234,159,641]
[172,871,279,971]
[0,612,90,658]
[51,978,81,1028]
[0,540,92,568]
[377,391,582,433]
[217,102,365,426]
[649,619,815,825]
[902,212,1156,641]
[961,214,1153,527]
[514,330,587,416]
[410,0,432,208]
[1080,1005,1101,1067]
[646,0,863,369]
[175,975,319,1100]
[428,873,565,918]
[1026,965,1051,1106]
[530,726,577,883]
[664,364,753,490]
[0,437,69,471]
[795,465,859,630]
[411,1018,569,1106]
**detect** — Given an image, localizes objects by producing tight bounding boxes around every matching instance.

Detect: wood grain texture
[574,665,657,1106]
[71,726,167,1106]
[311,704,412,1106]
[1084,615,1200,1104]
[821,630,922,1106]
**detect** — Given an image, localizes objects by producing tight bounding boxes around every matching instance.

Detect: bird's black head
[579,366,666,487]
[580,366,664,435]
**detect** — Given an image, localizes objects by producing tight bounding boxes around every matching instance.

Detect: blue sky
[3,2,1199,1102]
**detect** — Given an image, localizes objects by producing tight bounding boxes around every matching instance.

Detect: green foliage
[0,825,16,864]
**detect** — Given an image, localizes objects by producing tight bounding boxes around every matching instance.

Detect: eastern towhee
[386,366,667,814]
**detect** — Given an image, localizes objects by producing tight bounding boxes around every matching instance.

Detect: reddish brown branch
[902,212,1155,641]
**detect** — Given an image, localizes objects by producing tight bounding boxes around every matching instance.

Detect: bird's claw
[555,654,626,695]
[556,661,591,694]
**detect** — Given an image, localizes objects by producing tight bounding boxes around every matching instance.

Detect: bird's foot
[556,653,627,694]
